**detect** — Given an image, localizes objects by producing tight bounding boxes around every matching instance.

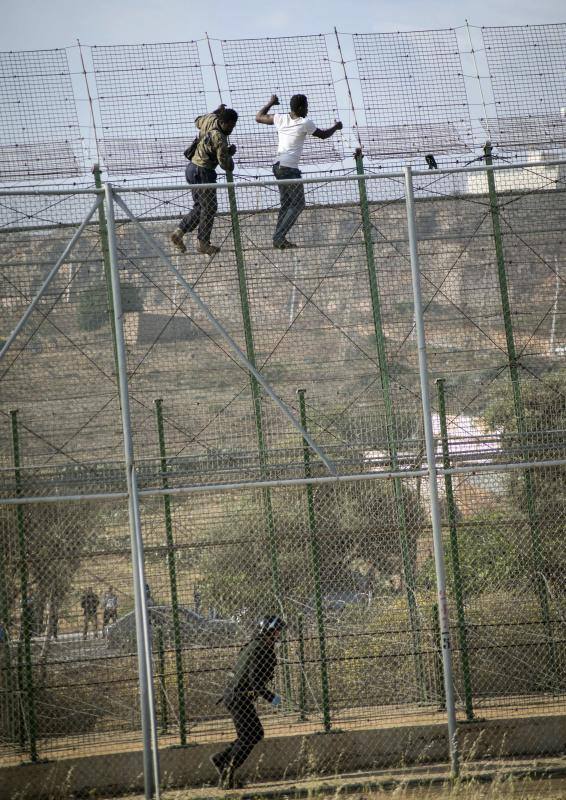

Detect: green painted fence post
[484,144,557,687]
[431,603,446,710]
[297,613,307,722]
[436,379,474,720]
[154,398,187,745]
[297,389,331,732]
[156,625,168,735]
[0,504,17,745]
[10,410,38,762]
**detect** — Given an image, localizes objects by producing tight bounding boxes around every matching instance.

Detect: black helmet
[257,615,286,635]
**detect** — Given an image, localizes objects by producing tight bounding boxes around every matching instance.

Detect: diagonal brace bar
[112,190,336,476]
[0,195,103,362]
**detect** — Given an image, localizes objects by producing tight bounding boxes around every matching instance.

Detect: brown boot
[273,238,297,250]
[171,229,186,253]
[196,239,220,256]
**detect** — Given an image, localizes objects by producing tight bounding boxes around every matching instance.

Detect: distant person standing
[81,587,99,640]
[144,582,154,608]
[256,94,342,248]
[103,586,119,631]
[171,104,239,256]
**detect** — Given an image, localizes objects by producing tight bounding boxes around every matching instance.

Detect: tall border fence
[1,22,566,800]
[1,24,565,184]
[1,156,566,798]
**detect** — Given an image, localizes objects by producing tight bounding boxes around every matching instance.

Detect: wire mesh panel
[112,172,423,487]
[221,35,343,168]
[0,49,85,181]
[481,24,566,153]
[412,160,566,743]
[137,475,442,778]
[0,193,123,473]
[91,42,206,175]
[353,30,474,167]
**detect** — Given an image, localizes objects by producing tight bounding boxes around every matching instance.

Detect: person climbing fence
[171,105,238,256]
[256,94,342,248]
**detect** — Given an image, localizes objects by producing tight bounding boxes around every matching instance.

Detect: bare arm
[256,94,279,125]
[312,120,343,140]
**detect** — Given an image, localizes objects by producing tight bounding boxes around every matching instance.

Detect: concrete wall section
[3,714,566,799]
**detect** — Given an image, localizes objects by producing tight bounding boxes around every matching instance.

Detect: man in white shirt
[256,94,342,248]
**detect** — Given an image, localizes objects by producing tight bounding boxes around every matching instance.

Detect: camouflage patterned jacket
[191,113,234,172]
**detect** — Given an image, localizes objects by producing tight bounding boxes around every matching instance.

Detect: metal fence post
[355,151,426,702]
[484,143,557,686]
[297,389,332,732]
[297,613,307,721]
[10,410,38,763]
[404,166,459,777]
[0,501,17,746]
[436,379,474,721]
[154,398,187,745]
[93,164,120,382]
[226,171,293,705]
[104,183,161,800]
[156,625,168,735]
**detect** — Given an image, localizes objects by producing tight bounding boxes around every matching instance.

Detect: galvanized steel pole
[104,183,161,800]
[404,166,459,777]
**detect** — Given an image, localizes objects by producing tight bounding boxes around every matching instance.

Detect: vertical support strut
[355,151,426,702]
[104,183,161,800]
[404,166,459,777]
[484,144,556,686]
[93,164,120,383]
[0,490,17,746]
[10,410,38,763]
[297,613,307,722]
[226,172,293,705]
[297,389,332,732]
[436,379,474,721]
[154,399,187,744]
[156,625,168,735]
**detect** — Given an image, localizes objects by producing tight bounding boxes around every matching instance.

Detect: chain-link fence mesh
[1,159,565,797]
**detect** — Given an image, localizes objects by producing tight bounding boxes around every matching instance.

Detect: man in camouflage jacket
[171,105,238,256]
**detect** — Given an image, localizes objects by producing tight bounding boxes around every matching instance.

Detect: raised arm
[256,94,279,125]
[312,120,343,140]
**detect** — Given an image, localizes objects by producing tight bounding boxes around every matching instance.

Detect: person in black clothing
[81,587,99,639]
[210,615,286,789]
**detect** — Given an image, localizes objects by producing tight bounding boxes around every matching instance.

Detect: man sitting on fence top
[171,104,238,256]
[256,94,342,249]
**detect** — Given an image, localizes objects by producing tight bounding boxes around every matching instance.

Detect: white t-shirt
[273,113,317,169]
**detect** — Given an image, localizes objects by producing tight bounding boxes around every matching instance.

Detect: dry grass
[89,772,566,800]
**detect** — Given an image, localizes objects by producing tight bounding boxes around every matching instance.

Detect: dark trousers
[179,162,218,243]
[216,694,264,771]
[272,163,305,243]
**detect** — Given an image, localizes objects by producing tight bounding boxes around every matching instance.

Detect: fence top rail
[0,156,564,197]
